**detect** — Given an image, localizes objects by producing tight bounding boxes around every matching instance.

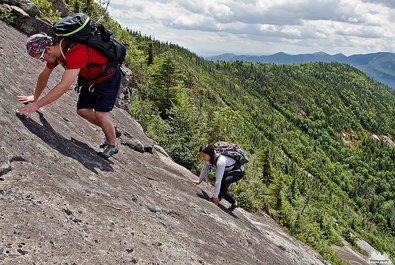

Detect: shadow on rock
[219,204,238,218]
[197,189,239,218]
[17,112,114,174]
[196,189,211,201]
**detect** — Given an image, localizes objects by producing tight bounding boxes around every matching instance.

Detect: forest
[3,1,394,264]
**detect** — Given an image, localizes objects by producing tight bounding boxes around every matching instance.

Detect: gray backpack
[214,141,249,165]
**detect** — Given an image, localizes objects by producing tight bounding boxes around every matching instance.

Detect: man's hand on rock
[17,95,34,104]
[16,102,40,117]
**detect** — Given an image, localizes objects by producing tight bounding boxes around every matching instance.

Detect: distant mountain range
[206,52,395,89]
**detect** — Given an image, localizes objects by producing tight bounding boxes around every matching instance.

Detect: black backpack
[214,141,249,166]
[52,13,126,79]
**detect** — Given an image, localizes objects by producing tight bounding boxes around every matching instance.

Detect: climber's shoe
[228,201,238,212]
[98,144,118,159]
[100,127,122,149]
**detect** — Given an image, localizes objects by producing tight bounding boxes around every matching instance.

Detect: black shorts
[77,68,122,112]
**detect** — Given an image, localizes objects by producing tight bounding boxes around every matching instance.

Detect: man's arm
[17,66,53,104]
[16,69,80,116]
[34,66,53,101]
[36,68,79,107]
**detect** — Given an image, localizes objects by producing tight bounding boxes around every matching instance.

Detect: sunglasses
[38,49,46,61]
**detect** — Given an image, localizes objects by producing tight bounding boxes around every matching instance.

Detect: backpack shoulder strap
[215,154,240,170]
[60,39,76,61]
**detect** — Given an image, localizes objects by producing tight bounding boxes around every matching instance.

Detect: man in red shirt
[16,33,122,158]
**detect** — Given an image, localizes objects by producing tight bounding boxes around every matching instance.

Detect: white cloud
[106,0,395,56]
[260,24,279,32]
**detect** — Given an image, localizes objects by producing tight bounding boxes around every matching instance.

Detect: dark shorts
[77,68,122,112]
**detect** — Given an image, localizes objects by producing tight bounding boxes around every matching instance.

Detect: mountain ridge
[206,52,395,88]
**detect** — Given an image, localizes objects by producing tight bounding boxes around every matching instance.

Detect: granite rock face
[49,0,69,17]
[0,21,328,265]
[0,0,40,17]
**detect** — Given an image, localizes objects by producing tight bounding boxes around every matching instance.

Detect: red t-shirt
[47,40,115,84]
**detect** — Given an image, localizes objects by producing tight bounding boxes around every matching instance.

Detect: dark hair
[199,144,216,166]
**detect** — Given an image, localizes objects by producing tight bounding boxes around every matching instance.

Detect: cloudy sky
[105,0,395,57]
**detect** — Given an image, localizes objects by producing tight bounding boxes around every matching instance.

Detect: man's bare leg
[77,108,116,145]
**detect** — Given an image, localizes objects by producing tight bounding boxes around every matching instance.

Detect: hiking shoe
[228,202,238,212]
[98,144,118,159]
[115,128,122,138]
[99,128,122,148]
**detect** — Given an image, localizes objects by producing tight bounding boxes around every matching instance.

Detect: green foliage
[233,176,265,212]
[164,88,209,169]
[0,5,19,25]
[64,0,94,15]
[31,0,61,22]
[129,95,169,142]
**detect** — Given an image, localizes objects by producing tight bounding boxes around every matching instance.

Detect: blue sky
[103,0,395,56]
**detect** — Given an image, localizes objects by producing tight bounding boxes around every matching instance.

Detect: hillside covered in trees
[2,1,394,264]
[134,55,395,265]
[127,27,395,265]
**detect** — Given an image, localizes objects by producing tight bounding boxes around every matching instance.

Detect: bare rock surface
[49,0,69,17]
[0,21,328,265]
[0,0,40,16]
